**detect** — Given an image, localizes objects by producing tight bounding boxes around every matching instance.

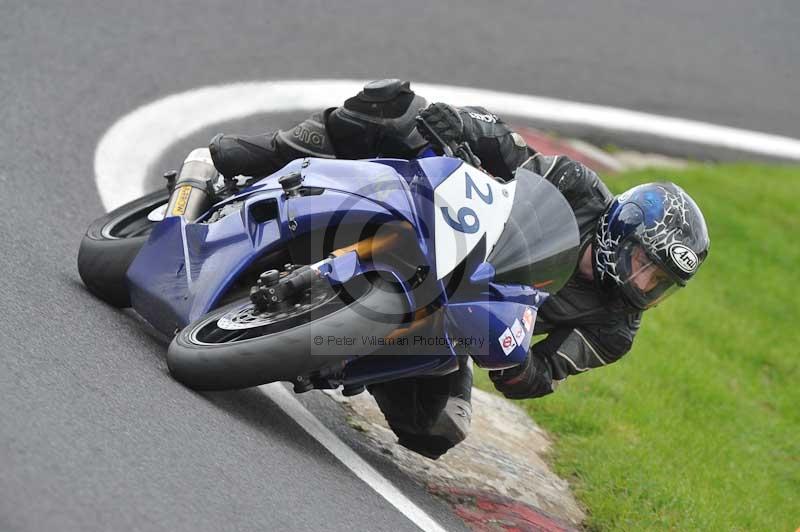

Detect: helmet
[594,182,710,310]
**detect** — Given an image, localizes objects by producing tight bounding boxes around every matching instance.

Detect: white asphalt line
[94,78,800,532]
[261,383,447,532]
[95,79,800,210]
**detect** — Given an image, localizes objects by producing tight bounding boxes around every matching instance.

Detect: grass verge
[475,163,800,531]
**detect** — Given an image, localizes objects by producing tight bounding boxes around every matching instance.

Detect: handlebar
[415,116,483,168]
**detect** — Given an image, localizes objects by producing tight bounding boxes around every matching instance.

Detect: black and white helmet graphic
[593,182,710,309]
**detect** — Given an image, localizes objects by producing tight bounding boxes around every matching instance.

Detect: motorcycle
[78,123,580,394]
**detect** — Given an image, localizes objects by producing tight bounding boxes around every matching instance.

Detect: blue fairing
[445,300,536,369]
[126,155,568,383]
[128,158,420,335]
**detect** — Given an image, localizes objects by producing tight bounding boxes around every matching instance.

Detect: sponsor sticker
[498,327,517,356]
[669,243,699,273]
[511,319,526,345]
[522,307,535,332]
[468,111,498,123]
[171,185,192,216]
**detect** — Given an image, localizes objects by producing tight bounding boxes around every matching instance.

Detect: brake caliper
[250,265,321,311]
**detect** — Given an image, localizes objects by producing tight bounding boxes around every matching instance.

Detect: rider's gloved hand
[418,102,465,146]
[418,103,529,181]
[489,352,542,399]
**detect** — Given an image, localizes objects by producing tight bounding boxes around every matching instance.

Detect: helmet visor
[616,241,681,309]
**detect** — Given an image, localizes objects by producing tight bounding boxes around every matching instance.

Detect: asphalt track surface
[2,1,798,531]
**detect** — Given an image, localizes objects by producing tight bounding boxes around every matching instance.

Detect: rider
[207,79,710,459]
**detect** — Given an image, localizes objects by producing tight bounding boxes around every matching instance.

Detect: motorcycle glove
[489,351,552,399]
[419,103,533,180]
[418,102,466,146]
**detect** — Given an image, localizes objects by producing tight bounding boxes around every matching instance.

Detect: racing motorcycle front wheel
[167,275,409,391]
[77,189,170,308]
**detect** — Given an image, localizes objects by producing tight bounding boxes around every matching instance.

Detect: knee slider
[397,396,473,459]
[396,433,456,460]
[429,397,472,445]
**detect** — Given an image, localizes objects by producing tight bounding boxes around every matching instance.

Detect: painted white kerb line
[94,78,800,532]
[95,79,800,211]
[261,383,447,532]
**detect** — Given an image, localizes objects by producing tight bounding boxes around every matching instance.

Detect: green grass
[474,163,800,531]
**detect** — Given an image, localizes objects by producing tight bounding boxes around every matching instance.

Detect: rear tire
[77,189,170,307]
[167,276,409,390]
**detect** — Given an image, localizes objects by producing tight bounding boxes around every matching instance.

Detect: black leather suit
[207,80,643,456]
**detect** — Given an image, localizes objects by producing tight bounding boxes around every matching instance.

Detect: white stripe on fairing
[260,384,447,532]
[93,78,800,531]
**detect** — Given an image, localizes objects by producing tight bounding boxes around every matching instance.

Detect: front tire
[167,275,409,390]
[77,189,170,307]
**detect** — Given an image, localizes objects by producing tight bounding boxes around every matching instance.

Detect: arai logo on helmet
[669,243,698,273]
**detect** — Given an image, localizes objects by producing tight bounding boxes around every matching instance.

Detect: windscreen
[486,168,580,292]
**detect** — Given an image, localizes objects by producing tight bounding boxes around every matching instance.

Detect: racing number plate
[434,162,516,279]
